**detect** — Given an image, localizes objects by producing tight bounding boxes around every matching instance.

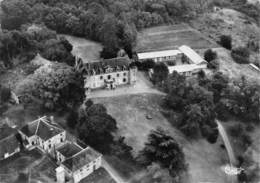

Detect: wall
[42,131,66,153]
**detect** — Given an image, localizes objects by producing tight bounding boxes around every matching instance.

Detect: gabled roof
[0,135,20,158]
[0,124,17,140]
[137,49,182,60]
[20,116,64,141]
[56,142,83,159]
[62,147,101,172]
[178,45,207,65]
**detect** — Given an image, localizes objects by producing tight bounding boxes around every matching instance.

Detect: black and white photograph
[0,0,259,182]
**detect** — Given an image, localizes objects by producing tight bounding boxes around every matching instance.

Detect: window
[117,73,120,77]
[123,73,127,76]
[123,78,126,82]
[100,76,103,80]
[32,141,35,145]
[60,138,63,142]
[107,75,111,80]
[49,144,51,149]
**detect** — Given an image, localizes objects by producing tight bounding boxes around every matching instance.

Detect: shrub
[231,47,250,64]
[219,35,232,50]
[207,59,219,70]
[204,49,217,62]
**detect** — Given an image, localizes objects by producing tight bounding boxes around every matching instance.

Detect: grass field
[94,94,232,183]
[136,24,218,53]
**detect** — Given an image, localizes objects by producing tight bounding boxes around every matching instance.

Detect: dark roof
[0,135,20,158]
[56,142,83,158]
[62,147,101,172]
[20,116,64,141]
[0,124,17,140]
[82,57,132,75]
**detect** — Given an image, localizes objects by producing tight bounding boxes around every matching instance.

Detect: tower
[56,166,65,183]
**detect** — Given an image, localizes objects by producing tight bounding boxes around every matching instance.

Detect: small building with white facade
[56,146,102,183]
[141,45,208,76]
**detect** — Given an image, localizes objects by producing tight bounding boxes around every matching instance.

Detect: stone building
[76,56,137,93]
[19,116,66,152]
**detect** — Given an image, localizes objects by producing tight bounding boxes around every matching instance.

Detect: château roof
[82,56,133,75]
[20,116,64,141]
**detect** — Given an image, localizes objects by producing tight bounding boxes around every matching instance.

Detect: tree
[204,49,217,62]
[138,127,187,178]
[66,110,78,129]
[219,35,232,50]
[152,63,169,85]
[231,47,250,64]
[16,63,84,110]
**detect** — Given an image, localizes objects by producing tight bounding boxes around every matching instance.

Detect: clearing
[61,34,103,63]
[87,71,165,98]
[94,94,233,183]
[136,24,218,53]
[214,48,260,85]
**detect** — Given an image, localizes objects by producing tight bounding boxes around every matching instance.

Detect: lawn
[60,34,103,63]
[136,24,218,53]
[94,94,233,183]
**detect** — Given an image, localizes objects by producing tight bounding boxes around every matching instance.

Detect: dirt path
[88,72,165,98]
[102,159,127,183]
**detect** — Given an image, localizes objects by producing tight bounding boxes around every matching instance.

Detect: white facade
[84,68,137,90]
[72,156,102,183]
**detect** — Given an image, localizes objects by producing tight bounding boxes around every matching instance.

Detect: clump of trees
[152,63,169,85]
[0,26,75,68]
[231,47,250,64]
[204,49,219,70]
[137,128,187,181]
[67,100,134,160]
[16,63,84,110]
[219,35,232,50]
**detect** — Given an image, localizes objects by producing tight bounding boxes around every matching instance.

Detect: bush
[231,47,250,64]
[204,49,217,62]
[219,35,232,50]
[142,59,156,71]
[207,59,219,70]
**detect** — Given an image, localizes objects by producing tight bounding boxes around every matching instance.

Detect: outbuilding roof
[20,116,64,141]
[56,142,83,158]
[178,45,207,64]
[62,147,101,172]
[137,49,182,60]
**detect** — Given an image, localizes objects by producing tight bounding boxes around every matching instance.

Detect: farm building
[141,45,207,76]
[76,56,137,93]
[19,116,66,152]
[0,124,20,160]
[56,146,102,183]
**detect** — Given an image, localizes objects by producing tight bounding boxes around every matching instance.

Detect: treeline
[0,25,75,68]
[163,71,260,142]
[1,0,209,59]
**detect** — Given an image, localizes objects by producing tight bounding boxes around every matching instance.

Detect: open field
[61,34,103,63]
[136,24,218,53]
[94,94,233,183]
[215,48,260,85]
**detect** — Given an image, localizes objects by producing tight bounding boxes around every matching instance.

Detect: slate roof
[0,124,20,158]
[62,147,101,172]
[0,135,20,158]
[137,49,182,60]
[20,116,64,141]
[56,142,83,158]
[179,45,207,65]
[82,57,132,75]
